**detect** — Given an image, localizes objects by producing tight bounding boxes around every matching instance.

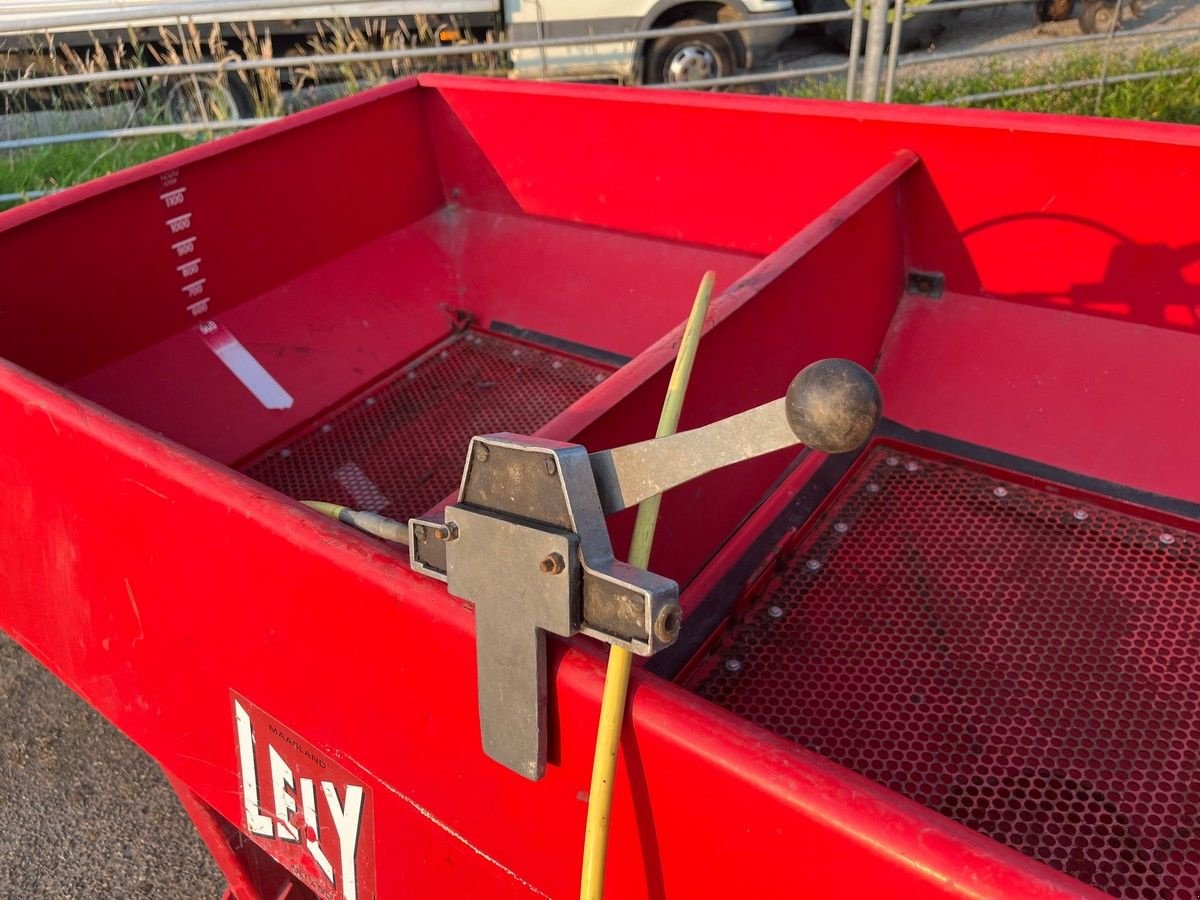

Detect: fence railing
[1,0,1198,201]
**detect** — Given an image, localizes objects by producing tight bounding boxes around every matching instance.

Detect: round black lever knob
[785,359,882,454]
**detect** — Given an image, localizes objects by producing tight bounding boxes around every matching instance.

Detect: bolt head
[475,443,490,463]
[539,552,566,575]
[725,658,743,673]
[993,486,1009,498]
[768,605,784,619]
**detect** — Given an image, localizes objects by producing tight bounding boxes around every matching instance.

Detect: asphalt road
[0,633,226,897]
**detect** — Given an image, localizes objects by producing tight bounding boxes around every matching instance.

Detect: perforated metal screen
[688,445,1200,898]
[244,330,610,522]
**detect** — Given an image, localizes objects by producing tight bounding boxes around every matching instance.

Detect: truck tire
[1078,0,1118,32]
[1036,0,1076,21]
[645,19,736,85]
[809,0,957,52]
[157,73,255,130]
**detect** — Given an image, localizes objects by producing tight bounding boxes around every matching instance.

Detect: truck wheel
[1078,0,1118,32]
[810,0,958,52]
[158,73,255,131]
[1036,0,1076,21]
[645,19,736,85]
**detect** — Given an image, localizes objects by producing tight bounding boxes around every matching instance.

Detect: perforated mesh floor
[244,330,610,521]
[688,445,1200,898]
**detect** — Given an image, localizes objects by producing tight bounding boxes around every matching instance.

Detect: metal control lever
[408,359,881,779]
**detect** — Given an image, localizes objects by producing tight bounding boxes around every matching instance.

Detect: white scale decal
[159,169,293,411]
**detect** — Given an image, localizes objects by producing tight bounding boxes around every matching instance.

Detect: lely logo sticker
[232,692,376,899]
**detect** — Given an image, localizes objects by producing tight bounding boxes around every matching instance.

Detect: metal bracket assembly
[410,358,882,779]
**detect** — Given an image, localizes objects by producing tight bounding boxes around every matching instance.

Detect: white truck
[0,1,797,85]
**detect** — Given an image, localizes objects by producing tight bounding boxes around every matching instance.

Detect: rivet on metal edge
[725,659,743,673]
[1160,533,1176,545]
[538,552,565,575]
[1073,509,1089,521]
[834,522,849,534]
[475,444,490,463]
[544,457,557,476]
[655,605,681,643]
[993,487,1008,498]
[768,606,784,619]
[806,559,822,572]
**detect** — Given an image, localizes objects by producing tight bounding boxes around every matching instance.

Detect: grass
[2,40,1199,210]
[1,133,191,202]
[790,46,1200,123]
[1,16,500,208]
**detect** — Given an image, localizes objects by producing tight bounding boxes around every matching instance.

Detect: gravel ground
[0,634,226,897]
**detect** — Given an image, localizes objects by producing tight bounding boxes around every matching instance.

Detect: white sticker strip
[333,463,390,512]
[197,321,293,410]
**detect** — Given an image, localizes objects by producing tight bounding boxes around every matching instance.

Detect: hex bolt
[320,424,333,434]
[1160,533,1176,545]
[475,444,490,463]
[905,461,920,472]
[886,456,899,467]
[806,559,822,572]
[433,523,459,542]
[993,487,1009,498]
[866,482,881,494]
[539,552,566,575]
[365,396,376,407]
[544,457,557,477]
[1073,509,1089,521]
[834,522,849,534]
[768,605,784,619]
[725,658,743,673]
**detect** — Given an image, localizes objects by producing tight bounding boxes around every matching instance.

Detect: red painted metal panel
[877,293,1200,504]
[2,75,1199,899]
[0,82,442,386]
[0,360,1096,898]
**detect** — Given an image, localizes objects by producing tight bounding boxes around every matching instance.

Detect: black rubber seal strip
[489,321,632,369]
[647,446,863,680]
[877,421,1200,521]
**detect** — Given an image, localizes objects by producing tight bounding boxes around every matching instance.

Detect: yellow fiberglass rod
[579,270,716,900]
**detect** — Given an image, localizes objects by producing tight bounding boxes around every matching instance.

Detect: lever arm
[588,358,882,515]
